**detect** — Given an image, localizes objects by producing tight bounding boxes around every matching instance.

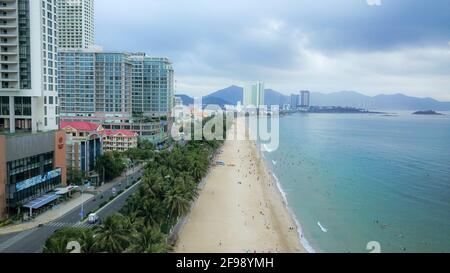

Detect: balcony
[0,32,16,38]
[0,54,17,63]
[0,68,17,73]
[0,49,16,55]
[1,80,17,90]
[0,2,17,11]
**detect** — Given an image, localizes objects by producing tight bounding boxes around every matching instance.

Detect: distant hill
[175,94,194,106]
[203,86,290,106]
[204,85,242,105]
[311,91,450,111]
[265,89,290,106]
[178,87,450,111]
[175,93,232,107]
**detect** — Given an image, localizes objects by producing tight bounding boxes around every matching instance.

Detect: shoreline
[255,142,316,253]
[174,119,308,253]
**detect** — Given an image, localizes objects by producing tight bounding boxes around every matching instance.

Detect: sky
[95,0,450,100]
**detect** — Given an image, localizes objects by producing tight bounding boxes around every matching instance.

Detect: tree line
[44,115,231,253]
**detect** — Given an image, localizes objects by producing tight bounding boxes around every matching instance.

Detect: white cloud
[177,25,450,101]
[366,0,382,6]
[94,0,450,100]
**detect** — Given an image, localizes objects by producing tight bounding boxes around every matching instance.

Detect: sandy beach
[174,119,307,253]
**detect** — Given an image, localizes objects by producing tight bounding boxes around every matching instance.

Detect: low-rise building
[0,131,67,220]
[60,121,103,173]
[103,130,138,152]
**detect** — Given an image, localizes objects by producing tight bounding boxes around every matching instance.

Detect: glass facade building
[58,50,133,117]
[131,54,174,117]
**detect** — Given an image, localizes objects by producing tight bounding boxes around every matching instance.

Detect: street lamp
[80,181,92,222]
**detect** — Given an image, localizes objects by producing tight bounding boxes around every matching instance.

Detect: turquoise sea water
[262,112,450,253]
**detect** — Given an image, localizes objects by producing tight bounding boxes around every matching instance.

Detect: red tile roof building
[102,130,138,152]
[61,121,104,172]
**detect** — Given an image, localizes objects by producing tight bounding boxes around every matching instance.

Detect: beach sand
[174,119,307,253]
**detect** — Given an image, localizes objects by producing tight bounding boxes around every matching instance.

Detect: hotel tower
[1,0,66,221]
[58,0,94,49]
[0,0,59,133]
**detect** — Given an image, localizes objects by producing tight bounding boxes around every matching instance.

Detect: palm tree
[80,229,97,253]
[190,158,206,182]
[139,197,167,227]
[127,225,168,253]
[94,214,132,253]
[141,173,165,198]
[43,228,93,253]
[164,185,191,221]
[43,236,70,253]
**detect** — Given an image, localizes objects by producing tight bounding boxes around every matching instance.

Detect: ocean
[261,112,450,253]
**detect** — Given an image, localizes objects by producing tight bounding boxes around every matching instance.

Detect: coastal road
[0,170,144,253]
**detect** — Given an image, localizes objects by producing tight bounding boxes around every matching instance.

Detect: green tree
[67,167,86,185]
[164,182,191,221]
[93,214,132,253]
[127,225,168,253]
[43,228,95,253]
[95,151,125,182]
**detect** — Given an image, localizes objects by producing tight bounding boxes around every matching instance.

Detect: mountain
[203,86,290,106]
[203,96,231,106]
[370,94,450,111]
[310,91,370,107]
[176,93,232,107]
[204,85,242,105]
[178,86,450,111]
[175,94,194,106]
[311,91,450,111]
[265,89,290,106]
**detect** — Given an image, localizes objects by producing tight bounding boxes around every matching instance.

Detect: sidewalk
[0,192,94,235]
[0,163,145,235]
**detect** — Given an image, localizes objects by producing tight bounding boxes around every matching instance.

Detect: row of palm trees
[43,214,168,253]
[43,136,224,253]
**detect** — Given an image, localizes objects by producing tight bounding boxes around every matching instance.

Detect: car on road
[88,213,99,224]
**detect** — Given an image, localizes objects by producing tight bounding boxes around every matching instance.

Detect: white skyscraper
[0,0,59,133]
[58,0,94,49]
[243,82,265,108]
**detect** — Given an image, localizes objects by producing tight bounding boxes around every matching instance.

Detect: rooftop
[61,121,102,132]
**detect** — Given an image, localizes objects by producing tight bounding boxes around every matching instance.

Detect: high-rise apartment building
[131,53,174,117]
[243,82,265,108]
[290,94,300,109]
[0,0,59,133]
[58,0,94,49]
[58,49,133,121]
[58,49,170,143]
[300,90,311,108]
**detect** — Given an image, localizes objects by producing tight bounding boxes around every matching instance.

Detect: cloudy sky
[95,0,450,100]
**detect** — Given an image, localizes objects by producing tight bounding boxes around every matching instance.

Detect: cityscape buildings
[243,82,265,108]
[57,49,173,143]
